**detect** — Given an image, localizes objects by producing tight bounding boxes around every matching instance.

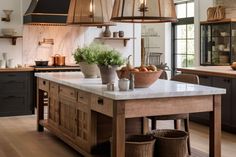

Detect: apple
[139,67,148,72]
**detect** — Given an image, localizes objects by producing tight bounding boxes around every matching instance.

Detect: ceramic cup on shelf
[2,52,7,60]
[119,31,124,37]
[0,60,6,68]
[113,32,118,38]
[7,59,14,68]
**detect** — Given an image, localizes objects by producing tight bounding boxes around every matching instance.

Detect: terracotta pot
[52,54,65,66]
[98,65,118,84]
[79,62,100,78]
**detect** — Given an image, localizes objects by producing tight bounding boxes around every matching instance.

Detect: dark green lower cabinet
[190,75,211,124]
[0,72,34,116]
[212,77,232,131]
[231,79,236,129]
[190,74,236,133]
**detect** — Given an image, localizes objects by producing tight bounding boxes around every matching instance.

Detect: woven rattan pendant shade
[111,0,177,23]
[67,0,113,25]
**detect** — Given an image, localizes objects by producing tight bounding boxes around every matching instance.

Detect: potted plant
[73,43,102,78]
[97,49,125,84]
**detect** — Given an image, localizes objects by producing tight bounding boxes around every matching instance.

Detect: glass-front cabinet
[201,20,236,65]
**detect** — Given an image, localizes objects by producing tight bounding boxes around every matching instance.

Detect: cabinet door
[190,75,211,124]
[212,77,231,126]
[231,79,236,128]
[48,96,59,126]
[75,102,91,152]
[212,23,231,65]
[58,97,76,138]
[201,24,212,65]
[48,82,59,126]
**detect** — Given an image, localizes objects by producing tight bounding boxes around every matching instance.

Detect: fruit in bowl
[117,65,163,88]
[231,62,236,70]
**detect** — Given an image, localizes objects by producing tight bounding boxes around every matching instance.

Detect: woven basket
[126,135,156,157]
[110,135,155,157]
[149,129,189,157]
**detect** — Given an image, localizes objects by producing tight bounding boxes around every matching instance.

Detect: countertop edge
[35,72,226,100]
[177,66,236,78]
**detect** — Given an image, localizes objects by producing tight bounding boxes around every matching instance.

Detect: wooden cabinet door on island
[48,82,59,126]
[75,90,91,152]
[58,97,76,138]
[75,102,91,152]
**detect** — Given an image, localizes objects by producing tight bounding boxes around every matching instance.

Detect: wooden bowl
[117,70,163,88]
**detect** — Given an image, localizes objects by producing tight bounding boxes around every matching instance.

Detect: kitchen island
[178,66,236,133]
[35,72,225,157]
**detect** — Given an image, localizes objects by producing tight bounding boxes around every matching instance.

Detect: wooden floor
[0,115,235,157]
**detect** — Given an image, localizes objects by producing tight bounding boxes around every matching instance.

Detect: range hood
[24,0,71,25]
[24,0,114,26]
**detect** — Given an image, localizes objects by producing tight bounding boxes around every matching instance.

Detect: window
[172,1,194,73]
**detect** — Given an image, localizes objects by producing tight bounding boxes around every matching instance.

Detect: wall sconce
[1,10,13,22]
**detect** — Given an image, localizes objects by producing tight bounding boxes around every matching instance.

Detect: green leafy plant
[73,43,105,64]
[97,49,125,67]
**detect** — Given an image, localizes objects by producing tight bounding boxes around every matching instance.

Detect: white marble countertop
[35,72,226,100]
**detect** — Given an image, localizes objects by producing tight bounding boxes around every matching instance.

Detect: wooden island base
[36,73,224,157]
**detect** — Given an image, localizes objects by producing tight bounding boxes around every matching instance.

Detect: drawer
[59,85,77,101]
[91,95,113,117]
[0,81,28,94]
[49,82,59,95]
[38,78,49,91]
[0,72,29,82]
[0,95,30,116]
[77,90,90,104]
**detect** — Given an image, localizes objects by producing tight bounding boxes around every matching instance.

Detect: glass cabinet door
[201,25,211,65]
[231,23,236,63]
[212,23,231,65]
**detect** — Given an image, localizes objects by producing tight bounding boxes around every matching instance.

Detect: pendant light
[67,0,114,25]
[110,0,177,23]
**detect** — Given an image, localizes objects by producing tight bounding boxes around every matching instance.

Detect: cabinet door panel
[231,79,236,128]
[212,77,231,126]
[48,96,59,126]
[59,97,75,138]
[0,96,28,116]
[190,75,211,123]
[75,102,90,152]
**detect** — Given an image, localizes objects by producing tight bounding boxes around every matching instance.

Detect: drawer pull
[97,98,104,105]
[70,92,74,96]
[79,96,83,99]
[3,96,17,99]
[8,74,16,77]
[43,81,46,85]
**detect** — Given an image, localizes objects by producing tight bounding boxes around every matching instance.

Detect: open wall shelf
[0,36,22,45]
[95,37,136,47]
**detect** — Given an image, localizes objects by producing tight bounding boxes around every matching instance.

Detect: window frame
[172,0,195,74]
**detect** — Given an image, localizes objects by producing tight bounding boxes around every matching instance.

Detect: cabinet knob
[43,81,46,85]
[97,98,104,105]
